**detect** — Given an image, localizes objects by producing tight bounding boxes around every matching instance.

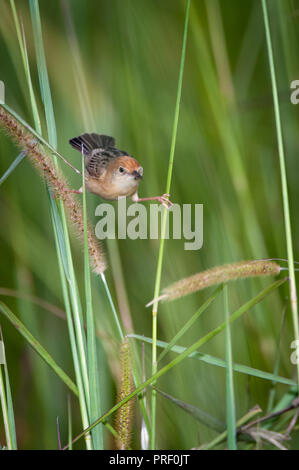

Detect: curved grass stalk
[261,0,299,387]
[0,151,27,186]
[150,0,191,449]
[82,148,103,449]
[0,328,17,449]
[224,285,237,449]
[129,334,295,386]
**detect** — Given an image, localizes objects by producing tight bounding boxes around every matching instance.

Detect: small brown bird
[69,133,172,207]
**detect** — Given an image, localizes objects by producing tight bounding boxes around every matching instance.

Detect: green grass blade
[154,387,225,432]
[100,273,124,340]
[261,0,299,387]
[60,0,95,130]
[50,206,92,447]
[150,0,191,449]
[29,0,56,147]
[28,0,92,447]
[67,395,72,451]
[0,151,26,186]
[50,220,119,444]
[0,301,78,396]
[0,329,17,449]
[15,0,87,402]
[50,197,71,281]
[267,306,287,412]
[131,334,295,386]
[158,284,223,362]
[82,149,103,449]
[0,103,79,174]
[10,0,41,133]
[0,329,17,450]
[65,278,285,448]
[0,363,12,449]
[268,386,297,415]
[54,199,91,411]
[224,285,237,449]
[10,2,82,446]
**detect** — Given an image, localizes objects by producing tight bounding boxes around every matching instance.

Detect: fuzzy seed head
[162,260,281,301]
[0,105,106,273]
[115,337,134,450]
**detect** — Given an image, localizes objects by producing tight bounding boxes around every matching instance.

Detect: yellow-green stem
[261,0,299,388]
[150,0,190,449]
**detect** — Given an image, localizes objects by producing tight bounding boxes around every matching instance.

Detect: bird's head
[110,156,143,185]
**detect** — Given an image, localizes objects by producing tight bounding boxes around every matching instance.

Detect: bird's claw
[69,187,83,194]
[158,194,173,209]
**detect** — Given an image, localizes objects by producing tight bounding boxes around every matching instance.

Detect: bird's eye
[119,167,125,173]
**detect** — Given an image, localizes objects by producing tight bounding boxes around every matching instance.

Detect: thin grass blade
[29,0,56,146]
[0,151,27,186]
[64,278,286,448]
[0,363,12,449]
[267,305,287,412]
[158,284,223,362]
[0,329,17,449]
[10,0,41,132]
[131,334,295,386]
[67,395,72,450]
[0,301,78,396]
[224,285,237,449]
[150,0,191,449]
[261,0,299,387]
[28,0,92,448]
[82,149,103,449]
[0,328,17,449]
[154,387,225,432]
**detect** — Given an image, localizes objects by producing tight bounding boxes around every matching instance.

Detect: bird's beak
[132,170,143,180]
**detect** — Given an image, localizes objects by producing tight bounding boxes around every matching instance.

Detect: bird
[69,133,172,207]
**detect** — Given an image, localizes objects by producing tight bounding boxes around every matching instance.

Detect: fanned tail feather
[69,133,115,155]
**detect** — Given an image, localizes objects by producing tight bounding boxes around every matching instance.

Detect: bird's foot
[69,187,83,194]
[156,194,173,209]
[133,193,173,209]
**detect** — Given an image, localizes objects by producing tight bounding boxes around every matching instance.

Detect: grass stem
[261,0,299,387]
[150,0,190,449]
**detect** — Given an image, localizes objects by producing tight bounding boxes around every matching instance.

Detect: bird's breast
[86,174,139,200]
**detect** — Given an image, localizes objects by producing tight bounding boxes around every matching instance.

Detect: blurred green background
[0,0,299,449]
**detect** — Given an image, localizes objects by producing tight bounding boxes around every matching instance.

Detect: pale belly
[86,176,139,200]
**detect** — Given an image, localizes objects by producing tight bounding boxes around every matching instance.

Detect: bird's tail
[69,133,115,155]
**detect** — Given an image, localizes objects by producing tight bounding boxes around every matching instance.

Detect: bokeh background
[0,0,299,449]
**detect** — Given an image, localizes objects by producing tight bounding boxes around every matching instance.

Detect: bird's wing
[86,147,130,178]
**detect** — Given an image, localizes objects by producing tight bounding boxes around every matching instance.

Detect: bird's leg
[132,192,173,209]
[69,186,83,194]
